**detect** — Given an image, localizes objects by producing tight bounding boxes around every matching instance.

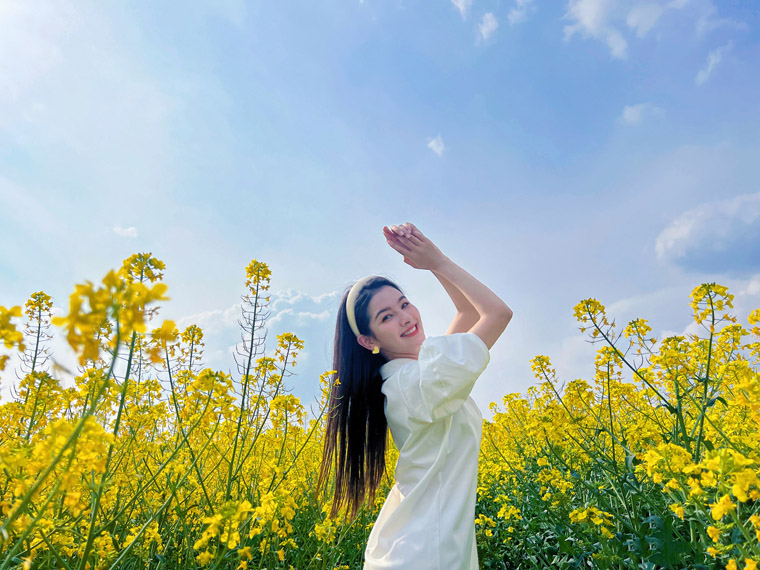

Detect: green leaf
[706,396,727,408]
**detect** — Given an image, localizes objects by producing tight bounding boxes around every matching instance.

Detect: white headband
[346,275,378,337]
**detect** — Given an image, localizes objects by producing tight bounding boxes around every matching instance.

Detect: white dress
[364,332,491,570]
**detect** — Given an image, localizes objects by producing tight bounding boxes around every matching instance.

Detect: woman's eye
[402,302,409,308]
[382,314,391,322]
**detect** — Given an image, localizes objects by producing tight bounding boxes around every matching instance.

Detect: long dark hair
[318,276,401,518]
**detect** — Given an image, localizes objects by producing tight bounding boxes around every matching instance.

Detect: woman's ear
[356,334,377,352]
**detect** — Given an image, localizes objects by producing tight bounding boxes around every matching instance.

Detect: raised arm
[383,223,512,349]
[432,271,480,335]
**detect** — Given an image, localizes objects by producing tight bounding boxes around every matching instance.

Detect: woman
[319,222,512,569]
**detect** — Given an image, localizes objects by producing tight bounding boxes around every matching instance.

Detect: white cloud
[655,192,760,273]
[271,288,339,311]
[565,0,612,36]
[564,0,717,59]
[479,12,499,41]
[695,42,731,85]
[113,225,138,238]
[626,4,663,38]
[619,102,663,125]
[451,0,473,20]
[427,135,445,157]
[507,0,535,25]
[563,0,628,59]
[268,308,331,328]
[743,276,760,297]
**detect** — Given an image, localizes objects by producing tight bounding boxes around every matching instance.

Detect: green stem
[694,293,716,464]
[77,328,137,570]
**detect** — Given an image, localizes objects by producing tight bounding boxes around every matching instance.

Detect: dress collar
[379,358,417,380]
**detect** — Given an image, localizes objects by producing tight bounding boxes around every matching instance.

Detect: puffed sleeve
[415,332,490,422]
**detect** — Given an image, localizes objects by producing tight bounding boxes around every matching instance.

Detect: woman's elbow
[483,304,512,330]
[494,302,513,322]
[496,304,513,330]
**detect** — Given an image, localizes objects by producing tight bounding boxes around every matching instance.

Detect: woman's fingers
[395,223,417,239]
[384,223,424,251]
[383,226,399,241]
[384,227,410,248]
[386,223,422,238]
[386,236,412,253]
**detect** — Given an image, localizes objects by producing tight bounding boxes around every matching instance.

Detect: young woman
[319,222,512,569]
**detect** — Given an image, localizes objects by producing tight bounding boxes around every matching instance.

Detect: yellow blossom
[710,494,736,521]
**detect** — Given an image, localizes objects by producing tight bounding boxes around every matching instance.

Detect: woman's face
[360,285,425,360]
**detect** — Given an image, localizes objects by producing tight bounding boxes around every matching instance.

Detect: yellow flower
[707,526,721,542]
[731,468,760,503]
[745,559,758,570]
[245,260,272,291]
[702,470,718,488]
[726,559,738,570]
[709,494,736,521]
[0,305,25,367]
[665,478,680,490]
[196,551,215,566]
[53,266,169,364]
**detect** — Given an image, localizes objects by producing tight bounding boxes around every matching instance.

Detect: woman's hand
[382,223,448,271]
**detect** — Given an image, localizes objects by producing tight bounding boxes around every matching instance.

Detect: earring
[372,346,380,355]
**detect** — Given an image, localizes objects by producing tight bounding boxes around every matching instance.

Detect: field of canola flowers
[0,252,759,570]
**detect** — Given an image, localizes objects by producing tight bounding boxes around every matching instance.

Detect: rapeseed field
[1,254,758,569]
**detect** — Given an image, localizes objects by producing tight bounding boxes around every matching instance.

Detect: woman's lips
[401,324,419,337]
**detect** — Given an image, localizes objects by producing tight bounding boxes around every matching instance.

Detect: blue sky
[1,0,759,412]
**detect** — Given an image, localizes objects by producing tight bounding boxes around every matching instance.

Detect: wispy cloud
[565,0,703,59]
[563,0,628,59]
[451,0,473,20]
[507,0,535,25]
[626,4,663,38]
[427,135,445,157]
[695,42,731,85]
[479,12,499,41]
[655,192,760,274]
[113,225,139,238]
[619,102,664,125]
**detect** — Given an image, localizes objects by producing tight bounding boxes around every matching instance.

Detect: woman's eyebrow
[374,296,407,321]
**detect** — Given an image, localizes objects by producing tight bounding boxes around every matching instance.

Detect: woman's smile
[401,324,419,337]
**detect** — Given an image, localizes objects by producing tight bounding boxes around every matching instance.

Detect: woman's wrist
[430,254,454,273]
